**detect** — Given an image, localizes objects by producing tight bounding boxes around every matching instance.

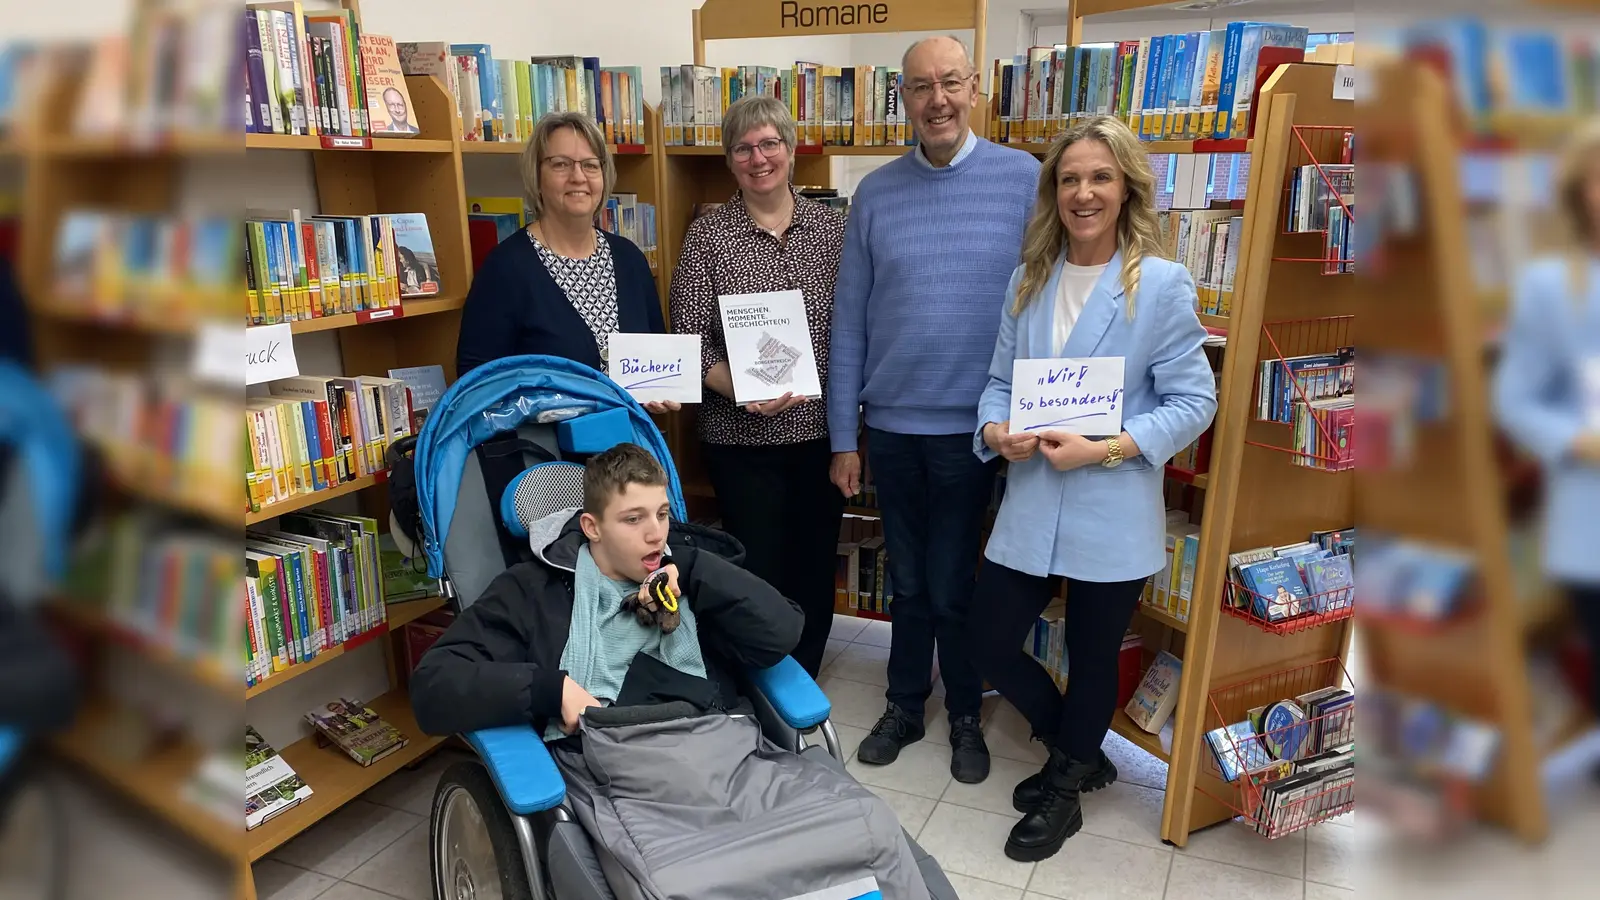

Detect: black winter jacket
[410,512,804,738]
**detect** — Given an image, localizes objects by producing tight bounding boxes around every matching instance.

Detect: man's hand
[830,451,862,498]
[1037,430,1107,472]
[642,400,682,414]
[560,676,602,734]
[983,420,1039,463]
[743,393,805,417]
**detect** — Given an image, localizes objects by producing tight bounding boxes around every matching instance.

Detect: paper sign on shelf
[1333,65,1356,102]
[191,320,245,386]
[1010,356,1126,436]
[607,333,703,404]
[717,290,822,405]
[244,323,299,385]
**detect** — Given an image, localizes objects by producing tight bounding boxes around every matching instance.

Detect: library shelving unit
[9,10,668,897]
[1149,61,1358,848]
[1355,57,1589,844]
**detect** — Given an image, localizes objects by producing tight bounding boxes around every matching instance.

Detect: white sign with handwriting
[245,323,299,385]
[1010,357,1126,436]
[607,333,703,404]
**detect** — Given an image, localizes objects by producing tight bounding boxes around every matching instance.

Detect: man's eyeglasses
[904,74,975,102]
[544,156,604,176]
[731,138,786,162]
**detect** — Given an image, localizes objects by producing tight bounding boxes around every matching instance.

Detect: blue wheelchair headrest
[500,461,586,539]
[0,361,82,586]
[557,407,634,456]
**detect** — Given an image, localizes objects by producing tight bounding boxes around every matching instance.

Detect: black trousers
[1567,585,1600,718]
[971,560,1146,761]
[702,438,844,678]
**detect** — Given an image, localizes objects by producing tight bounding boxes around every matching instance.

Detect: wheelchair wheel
[431,761,546,900]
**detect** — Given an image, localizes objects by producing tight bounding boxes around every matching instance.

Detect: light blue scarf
[544,544,708,741]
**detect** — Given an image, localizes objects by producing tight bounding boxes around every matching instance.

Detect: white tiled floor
[250,614,1365,900]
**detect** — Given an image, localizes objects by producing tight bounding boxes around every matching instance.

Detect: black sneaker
[949,715,991,784]
[856,704,925,766]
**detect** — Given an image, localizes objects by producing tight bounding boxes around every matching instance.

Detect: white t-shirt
[1052,262,1107,353]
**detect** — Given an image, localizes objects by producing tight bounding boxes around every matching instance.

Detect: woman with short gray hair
[669,94,847,679]
[456,111,673,412]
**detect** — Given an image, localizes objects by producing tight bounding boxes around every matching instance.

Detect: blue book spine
[1214,22,1247,139]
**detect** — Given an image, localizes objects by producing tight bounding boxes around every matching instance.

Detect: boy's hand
[639,563,680,612]
[560,676,602,734]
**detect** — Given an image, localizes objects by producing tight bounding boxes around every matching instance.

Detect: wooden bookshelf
[245,472,386,526]
[1351,59,1557,843]
[1154,63,1357,847]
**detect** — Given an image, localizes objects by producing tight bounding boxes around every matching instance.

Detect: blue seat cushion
[557,408,634,456]
[746,656,831,731]
[464,724,566,815]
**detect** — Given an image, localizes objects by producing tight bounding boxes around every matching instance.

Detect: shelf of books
[1353,41,1595,844]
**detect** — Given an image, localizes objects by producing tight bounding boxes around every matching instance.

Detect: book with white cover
[716,290,821,405]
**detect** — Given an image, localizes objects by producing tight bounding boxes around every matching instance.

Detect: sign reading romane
[697,0,977,40]
[780,1,890,29]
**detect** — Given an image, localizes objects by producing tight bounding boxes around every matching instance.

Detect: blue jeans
[866,427,1000,720]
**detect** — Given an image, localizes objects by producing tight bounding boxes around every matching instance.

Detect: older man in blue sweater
[827,35,1040,784]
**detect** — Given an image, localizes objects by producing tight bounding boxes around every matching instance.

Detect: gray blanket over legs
[552,707,932,900]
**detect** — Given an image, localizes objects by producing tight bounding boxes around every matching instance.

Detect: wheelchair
[396,355,960,900]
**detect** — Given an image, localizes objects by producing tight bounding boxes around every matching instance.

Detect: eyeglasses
[544,156,604,176]
[731,138,786,162]
[904,75,975,102]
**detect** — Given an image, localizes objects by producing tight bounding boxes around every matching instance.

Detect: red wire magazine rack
[1222,579,1353,635]
[1248,316,1354,472]
[1274,124,1355,275]
[1200,658,1356,839]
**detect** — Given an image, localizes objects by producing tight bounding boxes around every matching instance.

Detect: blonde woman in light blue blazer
[966,116,1218,863]
[1491,119,1600,786]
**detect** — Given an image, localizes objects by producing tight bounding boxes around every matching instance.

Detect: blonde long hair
[1556,118,1600,297]
[1014,116,1165,319]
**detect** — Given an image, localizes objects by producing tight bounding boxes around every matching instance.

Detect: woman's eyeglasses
[544,156,604,176]
[731,138,786,162]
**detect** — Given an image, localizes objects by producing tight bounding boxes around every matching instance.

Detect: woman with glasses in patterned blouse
[456,111,677,414]
[669,95,849,678]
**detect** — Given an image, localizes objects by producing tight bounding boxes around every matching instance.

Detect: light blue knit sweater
[826,136,1042,451]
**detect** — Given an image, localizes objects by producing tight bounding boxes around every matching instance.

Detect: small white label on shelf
[243,323,299,385]
[1333,66,1356,102]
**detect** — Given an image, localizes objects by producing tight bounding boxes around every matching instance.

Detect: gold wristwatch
[1101,436,1125,468]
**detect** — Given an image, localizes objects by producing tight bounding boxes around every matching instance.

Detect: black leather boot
[1005,748,1092,862]
[1012,748,1117,812]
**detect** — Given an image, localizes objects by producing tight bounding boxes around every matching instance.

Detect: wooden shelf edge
[48,600,239,695]
[1138,603,1190,634]
[50,703,238,860]
[286,296,465,334]
[247,689,445,862]
[1111,709,1173,763]
[246,472,384,525]
[245,598,443,700]
[245,133,454,153]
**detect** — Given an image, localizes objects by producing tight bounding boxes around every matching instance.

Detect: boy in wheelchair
[411,443,936,900]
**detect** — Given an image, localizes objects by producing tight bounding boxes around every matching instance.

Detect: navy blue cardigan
[455,229,664,378]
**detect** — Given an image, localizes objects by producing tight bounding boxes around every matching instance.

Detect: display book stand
[1355,57,1590,845]
[1,7,666,899]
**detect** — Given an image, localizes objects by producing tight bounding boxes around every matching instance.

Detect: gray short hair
[721,95,797,162]
[521,111,615,222]
[901,34,974,74]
